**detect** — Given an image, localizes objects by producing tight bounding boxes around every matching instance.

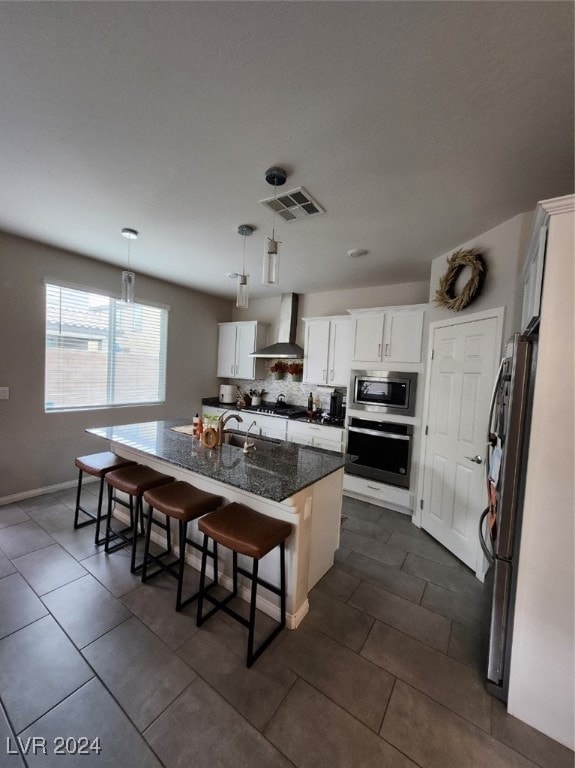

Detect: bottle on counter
[192,413,200,438]
[307,392,314,420]
[196,416,204,440]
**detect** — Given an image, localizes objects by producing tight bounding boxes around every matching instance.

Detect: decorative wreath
[435,249,487,312]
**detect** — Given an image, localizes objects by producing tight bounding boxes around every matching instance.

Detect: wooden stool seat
[197,502,292,667]
[141,481,222,611]
[104,464,173,573]
[73,452,136,544]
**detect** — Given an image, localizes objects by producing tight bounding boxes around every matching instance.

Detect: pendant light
[236,224,254,309]
[120,228,138,303]
[262,166,287,284]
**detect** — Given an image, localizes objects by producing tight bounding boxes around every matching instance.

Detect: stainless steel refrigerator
[479,332,538,701]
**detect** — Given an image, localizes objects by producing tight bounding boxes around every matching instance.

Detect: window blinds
[45,283,167,411]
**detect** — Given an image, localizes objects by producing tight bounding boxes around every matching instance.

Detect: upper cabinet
[350,306,425,364]
[303,316,351,386]
[217,321,268,379]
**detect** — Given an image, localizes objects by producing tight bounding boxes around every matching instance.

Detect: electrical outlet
[0,387,9,400]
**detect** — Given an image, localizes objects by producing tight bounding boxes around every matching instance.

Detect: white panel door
[421,315,500,570]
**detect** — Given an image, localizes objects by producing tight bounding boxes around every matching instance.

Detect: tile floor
[0,487,573,768]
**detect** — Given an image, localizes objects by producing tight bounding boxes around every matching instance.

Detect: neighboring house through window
[45,283,168,411]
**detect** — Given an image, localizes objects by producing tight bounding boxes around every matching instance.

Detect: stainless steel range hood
[250,293,304,359]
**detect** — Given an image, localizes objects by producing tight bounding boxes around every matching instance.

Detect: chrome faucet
[218,411,243,443]
[243,420,258,453]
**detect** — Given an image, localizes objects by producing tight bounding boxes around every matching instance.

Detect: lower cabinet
[343,473,413,512]
[286,421,344,453]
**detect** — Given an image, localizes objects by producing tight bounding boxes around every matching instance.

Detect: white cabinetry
[217,321,268,380]
[343,473,413,513]
[201,406,287,441]
[350,306,425,364]
[303,316,351,386]
[286,420,344,453]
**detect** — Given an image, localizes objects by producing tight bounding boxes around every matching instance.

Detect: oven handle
[348,426,410,441]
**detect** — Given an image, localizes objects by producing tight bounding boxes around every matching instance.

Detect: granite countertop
[87,420,347,503]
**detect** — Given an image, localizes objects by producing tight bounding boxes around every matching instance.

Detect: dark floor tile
[0,573,48,640]
[403,552,489,601]
[362,621,491,730]
[0,615,93,733]
[448,620,488,671]
[83,616,195,731]
[306,587,374,652]
[178,613,296,731]
[334,546,350,566]
[422,581,489,629]
[27,502,76,534]
[268,622,394,732]
[81,547,143,597]
[342,515,394,542]
[0,701,25,766]
[314,565,361,602]
[0,504,30,530]
[342,497,383,523]
[265,678,417,768]
[338,550,426,603]
[387,529,457,566]
[50,525,101,561]
[491,698,575,768]
[15,494,60,512]
[0,520,54,559]
[382,680,537,768]
[0,548,16,578]
[145,676,291,768]
[121,573,200,651]
[340,529,406,568]
[12,543,86,596]
[41,574,131,648]
[21,679,162,766]
[349,581,450,652]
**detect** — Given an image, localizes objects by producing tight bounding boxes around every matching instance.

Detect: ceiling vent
[260,187,325,222]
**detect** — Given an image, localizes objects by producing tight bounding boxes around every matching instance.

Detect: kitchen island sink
[87,419,347,628]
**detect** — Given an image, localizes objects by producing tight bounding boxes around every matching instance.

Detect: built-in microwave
[350,370,417,416]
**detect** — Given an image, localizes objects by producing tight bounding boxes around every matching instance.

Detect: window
[45,283,168,411]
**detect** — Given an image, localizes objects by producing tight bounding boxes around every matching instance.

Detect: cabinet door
[217,324,237,377]
[328,317,351,386]
[351,312,385,362]
[235,323,257,379]
[304,320,330,384]
[383,310,423,363]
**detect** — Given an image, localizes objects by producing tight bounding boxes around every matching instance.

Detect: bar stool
[141,481,222,611]
[196,502,292,667]
[73,452,137,545]
[104,464,173,573]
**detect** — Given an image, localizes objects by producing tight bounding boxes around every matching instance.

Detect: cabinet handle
[385,343,389,356]
[367,484,381,491]
[235,365,239,375]
[231,364,234,375]
[329,369,334,380]
[323,369,327,382]
[377,344,381,357]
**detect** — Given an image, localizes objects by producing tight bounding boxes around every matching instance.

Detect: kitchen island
[88,419,346,628]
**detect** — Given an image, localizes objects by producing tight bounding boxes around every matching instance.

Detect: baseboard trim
[0,478,97,507]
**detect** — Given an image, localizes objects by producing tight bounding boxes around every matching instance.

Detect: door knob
[465,455,483,464]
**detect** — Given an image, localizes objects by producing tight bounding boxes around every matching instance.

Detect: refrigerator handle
[479,507,494,565]
[488,357,505,438]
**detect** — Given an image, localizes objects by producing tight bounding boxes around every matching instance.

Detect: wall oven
[345,417,413,489]
[350,370,417,417]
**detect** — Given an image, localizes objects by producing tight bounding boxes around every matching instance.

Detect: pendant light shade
[120,228,138,303]
[236,224,254,309]
[262,166,287,285]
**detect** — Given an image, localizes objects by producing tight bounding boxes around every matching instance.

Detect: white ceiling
[0,2,573,300]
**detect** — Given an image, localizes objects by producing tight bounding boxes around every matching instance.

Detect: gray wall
[427,212,533,341]
[0,232,231,498]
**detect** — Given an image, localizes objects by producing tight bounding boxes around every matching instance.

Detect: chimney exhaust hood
[250,293,304,359]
